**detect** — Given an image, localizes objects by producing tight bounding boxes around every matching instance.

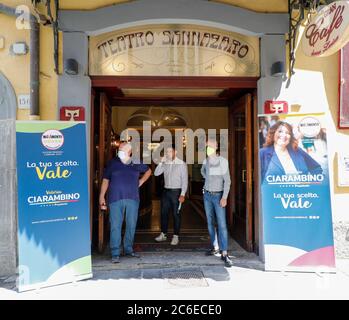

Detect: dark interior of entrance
[90,77,258,255]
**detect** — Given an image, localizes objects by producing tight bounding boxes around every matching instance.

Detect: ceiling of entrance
[101,87,249,107]
[58,0,289,13]
[121,88,223,97]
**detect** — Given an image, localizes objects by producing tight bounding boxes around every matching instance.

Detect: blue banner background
[259,113,335,271]
[16,122,92,291]
[262,179,334,252]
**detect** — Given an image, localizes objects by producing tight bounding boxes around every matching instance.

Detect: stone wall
[334,221,349,259]
[0,120,17,277]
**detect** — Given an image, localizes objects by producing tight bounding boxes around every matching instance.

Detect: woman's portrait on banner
[259,117,325,182]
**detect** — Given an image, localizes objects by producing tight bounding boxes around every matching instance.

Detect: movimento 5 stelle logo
[41,129,64,150]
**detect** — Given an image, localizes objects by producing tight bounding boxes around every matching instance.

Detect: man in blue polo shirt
[99,142,152,263]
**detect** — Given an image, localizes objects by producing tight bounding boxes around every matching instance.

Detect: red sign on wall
[264,100,289,114]
[339,42,349,128]
[60,106,85,121]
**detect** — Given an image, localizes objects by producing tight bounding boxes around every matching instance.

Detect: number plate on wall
[18,94,30,109]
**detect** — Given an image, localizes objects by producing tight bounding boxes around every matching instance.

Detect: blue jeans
[109,199,139,257]
[203,191,229,252]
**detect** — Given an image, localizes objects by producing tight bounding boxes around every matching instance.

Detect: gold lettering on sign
[89,25,260,77]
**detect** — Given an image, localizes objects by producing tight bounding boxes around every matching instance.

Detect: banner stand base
[265,267,337,274]
[17,273,93,293]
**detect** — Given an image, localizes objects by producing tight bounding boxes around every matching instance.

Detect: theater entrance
[90,76,258,256]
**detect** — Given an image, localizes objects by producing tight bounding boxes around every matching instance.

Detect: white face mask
[118,150,126,160]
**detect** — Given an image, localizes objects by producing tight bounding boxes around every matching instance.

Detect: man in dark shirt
[99,142,152,263]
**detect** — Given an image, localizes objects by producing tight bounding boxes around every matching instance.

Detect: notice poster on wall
[16,121,92,292]
[258,113,336,272]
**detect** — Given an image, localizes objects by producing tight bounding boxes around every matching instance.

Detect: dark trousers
[161,188,181,236]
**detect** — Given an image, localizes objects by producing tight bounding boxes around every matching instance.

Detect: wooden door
[90,89,96,242]
[97,92,112,253]
[228,94,254,251]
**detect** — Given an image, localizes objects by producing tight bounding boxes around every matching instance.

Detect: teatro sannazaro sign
[89,24,260,77]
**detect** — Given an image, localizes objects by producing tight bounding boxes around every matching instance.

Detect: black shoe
[205,248,220,256]
[221,254,233,268]
[111,256,120,263]
[125,252,140,258]
[220,253,231,260]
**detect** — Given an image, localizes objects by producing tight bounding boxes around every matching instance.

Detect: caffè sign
[302,1,349,57]
[89,24,260,77]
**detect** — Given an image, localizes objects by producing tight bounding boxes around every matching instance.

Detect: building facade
[0,0,348,276]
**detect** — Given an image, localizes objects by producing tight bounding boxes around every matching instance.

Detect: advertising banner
[16,121,92,291]
[258,113,336,272]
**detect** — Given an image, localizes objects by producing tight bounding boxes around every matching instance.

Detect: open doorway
[112,105,229,251]
[90,76,258,256]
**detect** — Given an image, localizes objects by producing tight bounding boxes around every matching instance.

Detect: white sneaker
[171,235,179,246]
[155,232,167,242]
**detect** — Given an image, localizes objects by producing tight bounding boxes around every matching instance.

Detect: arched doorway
[91,78,257,254]
[0,72,17,276]
[0,72,17,120]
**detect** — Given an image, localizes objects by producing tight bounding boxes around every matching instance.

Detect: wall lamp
[64,58,79,75]
[10,42,28,55]
[271,61,286,77]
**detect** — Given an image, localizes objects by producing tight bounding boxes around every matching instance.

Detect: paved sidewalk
[1,242,349,300]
